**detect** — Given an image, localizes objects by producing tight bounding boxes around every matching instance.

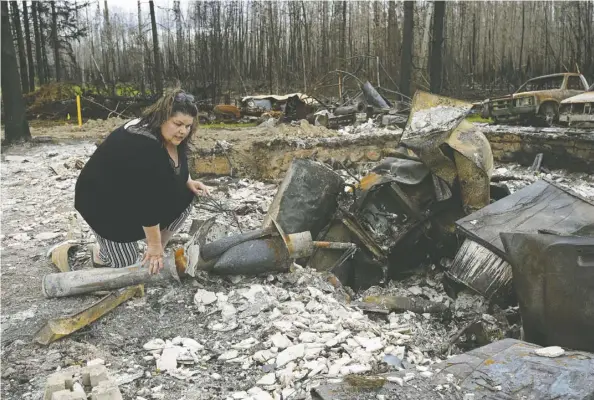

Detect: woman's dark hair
[139,88,198,149]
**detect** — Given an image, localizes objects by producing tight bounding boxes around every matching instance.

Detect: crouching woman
[75,89,210,274]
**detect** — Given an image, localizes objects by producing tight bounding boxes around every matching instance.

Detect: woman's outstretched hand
[187,179,212,196]
[143,242,164,274]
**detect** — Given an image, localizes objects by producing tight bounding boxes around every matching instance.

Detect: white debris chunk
[535,346,565,358]
[194,289,218,305]
[256,373,276,386]
[218,350,239,361]
[299,332,318,343]
[276,344,305,368]
[181,338,204,351]
[386,376,404,386]
[157,346,181,372]
[143,339,166,351]
[270,332,292,350]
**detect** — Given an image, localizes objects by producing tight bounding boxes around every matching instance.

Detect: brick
[82,365,108,387]
[91,380,123,400]
[51,389,86,400]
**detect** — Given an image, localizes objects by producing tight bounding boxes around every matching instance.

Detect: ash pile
[11,91,594,400]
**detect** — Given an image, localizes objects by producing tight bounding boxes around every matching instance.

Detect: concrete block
[51,389,87,400]
[82,365,109,387]
[44,373,70,400]
[91,380,123,400]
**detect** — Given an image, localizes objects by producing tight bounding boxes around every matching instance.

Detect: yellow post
[76,95,82,127]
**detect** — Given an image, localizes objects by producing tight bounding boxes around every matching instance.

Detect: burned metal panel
[262,159,344,239]
[501,232,594,352]
[312,339,594,399]
[436,339,594,398]
[447,239,513,302]
[456,180,594,259]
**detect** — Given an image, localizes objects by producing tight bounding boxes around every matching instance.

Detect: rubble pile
[492,163,594,199]
[138,265,476,400]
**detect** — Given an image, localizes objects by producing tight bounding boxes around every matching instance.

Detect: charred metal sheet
[46,240,80,273]
[34,285,144,345]
[401,91,491,208]
[312,339,594,399]
[447,239,513,303]
[456,180,594,259]
[501,231,594,352]
[263,159,343,239]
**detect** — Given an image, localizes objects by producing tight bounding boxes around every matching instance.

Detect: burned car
[482,73,589,126]
[559,82,594,127]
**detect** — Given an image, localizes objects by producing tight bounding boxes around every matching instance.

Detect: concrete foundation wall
[190,125,594,180]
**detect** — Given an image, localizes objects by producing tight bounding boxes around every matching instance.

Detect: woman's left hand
[187,179,212,196]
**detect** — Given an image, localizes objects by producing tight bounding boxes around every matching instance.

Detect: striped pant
[93,205,192,268]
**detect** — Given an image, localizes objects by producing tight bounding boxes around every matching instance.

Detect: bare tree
[2,1,31,144]
[400,0,414,97]
[430,1,445,93]
[51,1,60,81]
[10,1,29,92]
[149,0,163,96]
[22,1,35,92]
[31,1,44,84]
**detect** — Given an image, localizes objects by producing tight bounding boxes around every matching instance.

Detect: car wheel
[539,103,558,127]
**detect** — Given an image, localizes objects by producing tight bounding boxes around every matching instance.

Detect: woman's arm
[142,225,163,274]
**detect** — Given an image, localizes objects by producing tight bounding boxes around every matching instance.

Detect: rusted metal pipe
[42,255,181,298]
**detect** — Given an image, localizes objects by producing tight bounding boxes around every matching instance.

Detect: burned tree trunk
[149,0,163,96]
[137,0,145,96]
[31,0,44,84]
[10,1,29,93]
[22,1,35,92]
[1,2,31,144]
[430,1,446,94]
[51,1,60,81]
[400,0,414,97]
[518,2,525,84]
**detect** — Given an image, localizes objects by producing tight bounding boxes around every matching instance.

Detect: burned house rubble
[2,92,594,400]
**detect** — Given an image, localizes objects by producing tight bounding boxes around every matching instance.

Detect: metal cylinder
[285,231,315,259]
[362,81,390,109]
[212,238,291,275]
[201,227,273,261]
[42,257,180,298]
[334,102,365,116]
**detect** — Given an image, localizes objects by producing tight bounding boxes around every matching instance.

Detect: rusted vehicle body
[559,83,594,127]
[213,104,241,121]
[482,73,589,126]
